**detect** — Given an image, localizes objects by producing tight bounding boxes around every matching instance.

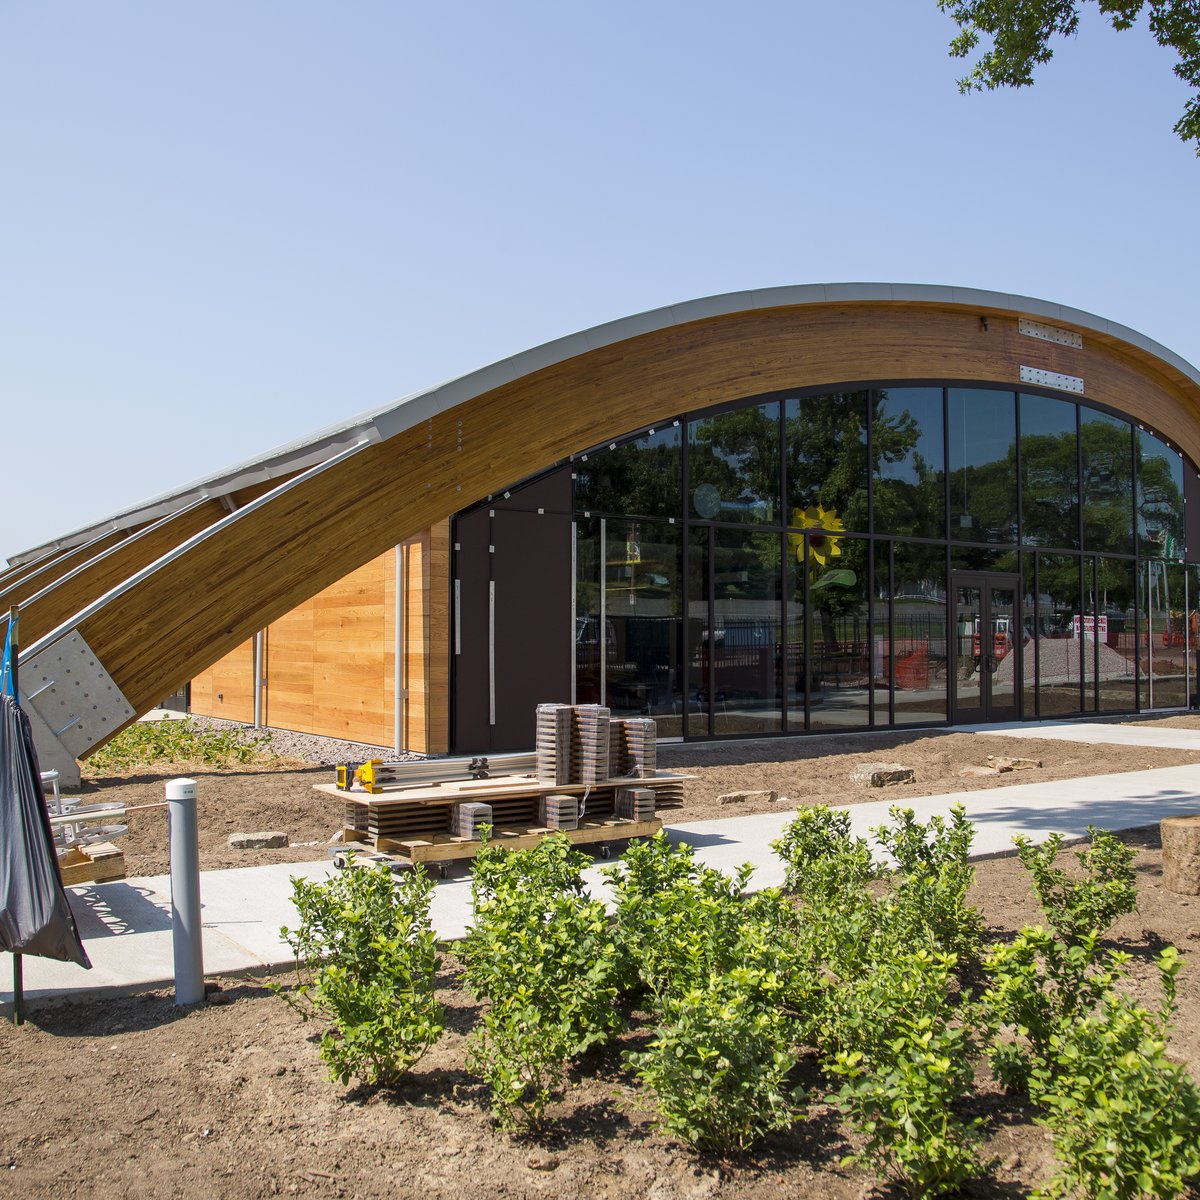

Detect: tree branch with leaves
[937,0,1200,153]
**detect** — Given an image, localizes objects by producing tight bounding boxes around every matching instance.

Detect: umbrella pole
[7,605,23,1026]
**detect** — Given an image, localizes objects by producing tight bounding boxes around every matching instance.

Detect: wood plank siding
[189,521,450,752]
[19,298,1200,757]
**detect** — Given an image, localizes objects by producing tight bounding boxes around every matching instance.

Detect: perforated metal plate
[1020,365,1085,395]
[23,631,136,757]
[1019,318,1083,349]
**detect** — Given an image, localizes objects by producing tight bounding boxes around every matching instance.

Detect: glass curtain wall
[560,381,1192,740]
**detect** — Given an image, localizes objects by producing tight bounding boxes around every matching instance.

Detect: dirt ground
[3,825,1199,1199]
[72,726,1200,877]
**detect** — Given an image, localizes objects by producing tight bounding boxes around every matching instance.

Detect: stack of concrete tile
[574,704,611,788]
[535,703,574,785]
[454,802,492,840]
[609,717,657,778]
[615,786,656,822]
[538,793,579,831]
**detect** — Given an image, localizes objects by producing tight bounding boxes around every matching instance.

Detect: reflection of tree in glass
[574,428,682,519]
[1082,415,1134,553]
[688,404,781,522]
[1136,430,1185,555]
[871,390,945,537]
[788,391,869,532]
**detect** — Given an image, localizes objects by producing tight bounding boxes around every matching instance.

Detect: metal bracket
[1019,318,1083,349]
[23,631,137,757]
[1020,365,1084,395]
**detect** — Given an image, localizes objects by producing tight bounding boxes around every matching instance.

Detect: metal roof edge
[12,283,1199,564]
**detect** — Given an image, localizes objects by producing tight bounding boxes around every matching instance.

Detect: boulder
[717,789,777,806]
[850,762,915,787]
[228,831,289,850]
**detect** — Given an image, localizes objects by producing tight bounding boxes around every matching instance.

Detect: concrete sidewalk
[5,757,1200,1010]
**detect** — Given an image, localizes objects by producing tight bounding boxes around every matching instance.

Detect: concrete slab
[960,719,1200,752]
[5,761,1200,1009]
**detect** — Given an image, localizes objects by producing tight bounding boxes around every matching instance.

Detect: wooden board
[58,842,126,886]
[375,816,664,863]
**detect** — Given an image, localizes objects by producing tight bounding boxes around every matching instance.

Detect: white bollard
[166,777,205,1005]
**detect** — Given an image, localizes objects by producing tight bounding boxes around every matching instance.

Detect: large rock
[229,831,289,850]
[850,762,915,788]
[1162,815,1200,895]
[986,755,1042,771]
[717,789,777,806]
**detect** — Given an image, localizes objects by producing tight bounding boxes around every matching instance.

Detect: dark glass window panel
[872,387,945,538]
[889,541,948,725]
[948,388,1018,543]
[601,519,683,736]
[708,529,782,735]
[574,518,602,706]
[785,541,805,730]
[1081,409,1134,554]
[1139,558,1188,709]
[685,527,709,736]
[575,425,682,519]
[1137,429,1185,559]
[951,547,1020,574]
[1033,554,1082,716]
[1020,394,1079,548]
[786,391,868,533]
[688,402,780,524]
[1022,553,1037,717]
[807,534,870,732]
[1096,556,1136,712]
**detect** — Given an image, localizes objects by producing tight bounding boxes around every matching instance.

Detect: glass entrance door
[951,572,1020,723]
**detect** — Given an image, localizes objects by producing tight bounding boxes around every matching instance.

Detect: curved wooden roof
[10,284,1200,756]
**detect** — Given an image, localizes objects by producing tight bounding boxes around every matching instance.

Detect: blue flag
[0,614,15,704]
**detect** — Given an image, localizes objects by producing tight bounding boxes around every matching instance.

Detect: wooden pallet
[348,815,664,866]
[58,842,126,886]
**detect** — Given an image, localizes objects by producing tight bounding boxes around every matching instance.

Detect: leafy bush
[605,833,801,1012]
[829,946,988,1198]
[1015,828,1137,944]
[876,805,984,963]
[983,925,1126,1094]
[771,805,879,906]
[275,862,444,1088]
[87,717,276,772]
[1028,948,1200,1200]
[463,834,621,1130]
[628,969,800,1153]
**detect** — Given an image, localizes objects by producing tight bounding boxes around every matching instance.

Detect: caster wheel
[332,852,348,871]
[436,864,448,879]
[598,844,612,860]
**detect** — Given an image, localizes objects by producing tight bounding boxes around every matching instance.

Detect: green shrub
[875,805,984,963]
[463,834,621,1130]
[275,862,444,1088]
[983,925,1126,1094]
[87,717,277,772]
[771,805,879,906]
[1016,828,1137,944]
[1028,948,1200,1200]
[628,969,801,1153]
[605,833,801,1013]
[829,946,988,1198]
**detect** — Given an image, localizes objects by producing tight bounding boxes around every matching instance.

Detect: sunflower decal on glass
[789,504,844,567]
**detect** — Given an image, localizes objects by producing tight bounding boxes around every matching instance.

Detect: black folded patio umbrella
[1,609,90,1024]
[0,691,90,969]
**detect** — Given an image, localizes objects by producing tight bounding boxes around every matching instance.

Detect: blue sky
[2,1,1196,559]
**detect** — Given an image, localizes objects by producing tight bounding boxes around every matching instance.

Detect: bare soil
[4,827,1200,1199]
[74,727,1200,877]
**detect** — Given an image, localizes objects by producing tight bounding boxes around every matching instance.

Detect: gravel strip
[180,714,428,767]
